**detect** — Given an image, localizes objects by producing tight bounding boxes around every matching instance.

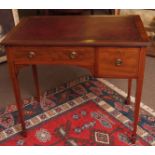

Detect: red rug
[0,76,155,146]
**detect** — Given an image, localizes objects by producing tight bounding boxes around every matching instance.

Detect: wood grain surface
[1,15,149,47]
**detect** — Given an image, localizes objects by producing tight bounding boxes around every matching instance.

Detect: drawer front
[11,47,94,65]
[97,48,140,77]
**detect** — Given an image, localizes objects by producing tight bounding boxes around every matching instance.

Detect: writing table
[1,15,149,143]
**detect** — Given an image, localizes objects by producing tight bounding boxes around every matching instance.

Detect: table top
[1,15,149,47]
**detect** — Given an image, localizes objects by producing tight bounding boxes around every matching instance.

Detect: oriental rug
[0,76,154,146]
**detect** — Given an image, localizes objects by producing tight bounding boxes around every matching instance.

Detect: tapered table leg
[130,48,146,144]
[8,63,26,136]
[32,65,40,102]
[131,78,143,144]
[125,79,132,105]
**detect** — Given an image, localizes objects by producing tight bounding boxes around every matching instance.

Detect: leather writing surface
[1,16,149,46]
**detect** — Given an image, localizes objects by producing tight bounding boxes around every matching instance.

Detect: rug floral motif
[0,76,154,146]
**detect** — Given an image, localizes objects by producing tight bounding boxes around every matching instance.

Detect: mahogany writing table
[1,15,149,143]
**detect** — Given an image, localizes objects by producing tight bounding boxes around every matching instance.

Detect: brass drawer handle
[115,58,123,66]
[27,51,36,59]
[69,51,77,59]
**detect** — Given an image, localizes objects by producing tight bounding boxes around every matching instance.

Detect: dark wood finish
[97,48,140,78]
[1,16,149,144]
[10,47,94,65]
[125,79,132,105]
[131,48,147,143]
[2,15,149,47]
[32,65,40,102]
[6,48,26,136]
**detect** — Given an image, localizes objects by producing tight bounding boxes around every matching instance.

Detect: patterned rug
[0,76,155,146]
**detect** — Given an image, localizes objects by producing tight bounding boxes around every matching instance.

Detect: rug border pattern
[98,78,155,117]
[0,77,154,145]
[0,92,154,145]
